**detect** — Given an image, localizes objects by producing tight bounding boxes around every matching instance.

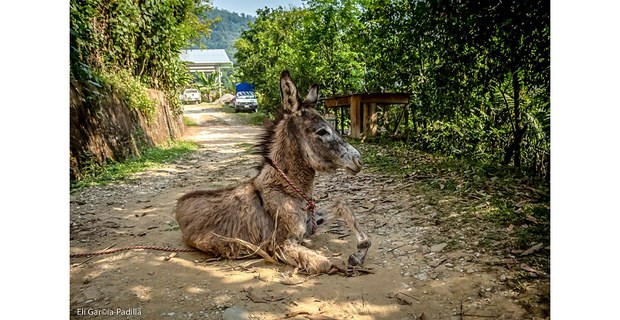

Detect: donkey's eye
[316,129,329,136]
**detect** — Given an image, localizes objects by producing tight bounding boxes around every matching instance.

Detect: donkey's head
[273,70,362,175]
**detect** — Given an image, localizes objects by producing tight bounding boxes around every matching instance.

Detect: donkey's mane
[255,101,325,172]
[254,97,320,170]
[253,108,290,170]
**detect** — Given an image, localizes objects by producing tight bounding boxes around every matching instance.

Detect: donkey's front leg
[330,198,372,266]
[276,239,332,274]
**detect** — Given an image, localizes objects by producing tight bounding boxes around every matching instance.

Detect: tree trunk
[503,70,523,167]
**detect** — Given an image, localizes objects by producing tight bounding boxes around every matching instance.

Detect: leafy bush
[99,69,157,122]
[70,0,213,114]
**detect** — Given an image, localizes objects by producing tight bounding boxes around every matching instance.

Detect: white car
[180,89,201,104]
[234,91,258,113]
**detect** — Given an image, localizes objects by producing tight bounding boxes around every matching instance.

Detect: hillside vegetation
[196,8,255,64]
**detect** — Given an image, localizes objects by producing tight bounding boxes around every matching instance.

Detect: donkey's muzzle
[345,155,363,175]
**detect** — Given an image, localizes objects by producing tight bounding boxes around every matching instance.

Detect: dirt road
[70,103,549,319]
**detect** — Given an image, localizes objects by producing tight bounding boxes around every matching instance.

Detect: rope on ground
[70,245,198,258]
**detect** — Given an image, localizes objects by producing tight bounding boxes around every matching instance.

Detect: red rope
[70,246,197,258]
[267,158,317,234]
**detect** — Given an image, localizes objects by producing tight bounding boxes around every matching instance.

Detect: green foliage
[183,116,199,126]
[194,71,219,102]
[71,140,199,190]
[234,7,305,114]
[234,1,366,115]
[362,0,549,174]
[234,0,549,177]
[98,69,157,122]
[70,0,213,114]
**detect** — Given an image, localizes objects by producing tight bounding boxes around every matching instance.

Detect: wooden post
[350,95,361,138]
[392,106,407,136]
[362,102,377,137]
[369,103,378,136]
[361,103,369,137]
[335,109,339,133]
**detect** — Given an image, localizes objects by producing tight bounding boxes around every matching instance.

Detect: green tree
[194,71,219,101]
[234,7,308,112]
[234,1,366,114]
[300,0,366,94]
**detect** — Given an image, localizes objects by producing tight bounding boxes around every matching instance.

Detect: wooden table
[322,93,410,138]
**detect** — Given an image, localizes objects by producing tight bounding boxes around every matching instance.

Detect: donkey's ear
[303,84,319,106]
[280,70,301,112]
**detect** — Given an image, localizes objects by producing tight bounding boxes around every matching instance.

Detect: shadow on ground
[69,104,549,319]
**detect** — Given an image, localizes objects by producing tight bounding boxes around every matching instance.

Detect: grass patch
[446,239,460,251]
[183,116,199,126]
[164,220,180,231]
[235,142,255,149]
[71,140,199,190]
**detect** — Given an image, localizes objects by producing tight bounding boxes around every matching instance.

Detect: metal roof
[179,49,232,65]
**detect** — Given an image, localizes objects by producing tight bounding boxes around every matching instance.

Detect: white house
[179,49,233,95]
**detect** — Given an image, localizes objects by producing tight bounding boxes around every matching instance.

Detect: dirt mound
[215,93,235,104]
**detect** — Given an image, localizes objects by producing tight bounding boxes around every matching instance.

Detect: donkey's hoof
[347,254,363,266]
[306,259,332,274]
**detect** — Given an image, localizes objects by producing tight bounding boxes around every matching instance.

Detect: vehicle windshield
[237,91,255,99]
[185,89,198,93]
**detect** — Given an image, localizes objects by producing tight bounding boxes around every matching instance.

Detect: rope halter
[266,158,317,235]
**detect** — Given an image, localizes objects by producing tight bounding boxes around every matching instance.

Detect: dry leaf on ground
[520,263,542,274]
[521,243,543,256]
[525,215,539,224]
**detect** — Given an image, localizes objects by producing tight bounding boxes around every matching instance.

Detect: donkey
[175,71,371,274]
